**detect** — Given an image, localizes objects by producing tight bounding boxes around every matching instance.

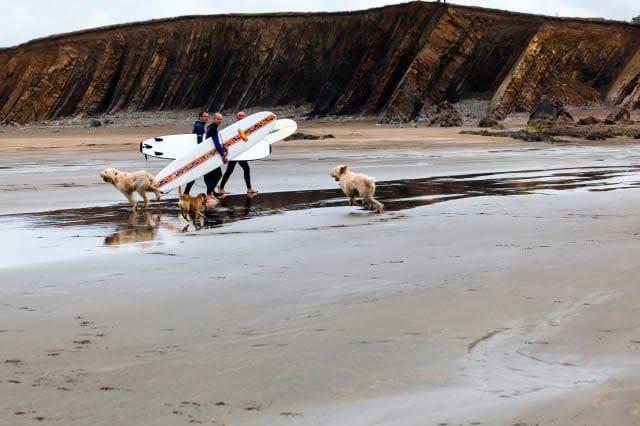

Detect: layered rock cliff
[0,1,639,125]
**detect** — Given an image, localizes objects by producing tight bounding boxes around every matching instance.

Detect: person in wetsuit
[203,112,228,197]
[184,111,209,195]
[218,111,258,195]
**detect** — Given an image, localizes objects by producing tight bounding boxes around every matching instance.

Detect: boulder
[604,107,631,124]
[429,101,463,127]
[577,116,600,125]
[478,112,500,128]
[585,133,606,140]
[527,96,575,127]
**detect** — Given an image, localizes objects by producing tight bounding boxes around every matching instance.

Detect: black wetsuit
[184,120,207,194]
[203,122,226,195]
[220,160,251,190]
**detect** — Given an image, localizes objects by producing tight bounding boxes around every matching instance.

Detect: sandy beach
[2,114,640,425]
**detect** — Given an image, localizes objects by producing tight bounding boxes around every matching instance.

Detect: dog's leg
[363,194,384,213]
[125,193,138,212]
[138,189,150,208]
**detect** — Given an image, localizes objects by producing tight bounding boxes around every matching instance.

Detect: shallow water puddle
[1,165,640,268]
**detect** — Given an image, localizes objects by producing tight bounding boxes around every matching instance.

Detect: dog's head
[99,167,118,183]
[330,164,349,182]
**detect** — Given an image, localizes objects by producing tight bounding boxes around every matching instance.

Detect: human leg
[204,167,223,196]
[219,161,237,193]
[239,161,251,188]
[239,161,257,193]
[184,180,195,195]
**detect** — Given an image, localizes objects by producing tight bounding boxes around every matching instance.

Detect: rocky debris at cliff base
[478,103,509,128]
[527,96,575,127]
[286,132,335,140]
[578,116,601,125]
[427,101,463,127]
[545,123,640,139]
[605,107,632,124]
[4,105,318,130]
[86,119,102,128]
[8,99,496,130]
[460,129,559,143]
[378,99,490,125]
[585,133,607,140]
[461,121,640,142]
[478,112,501,128]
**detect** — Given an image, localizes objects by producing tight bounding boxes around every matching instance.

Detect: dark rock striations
[1,2,639,125]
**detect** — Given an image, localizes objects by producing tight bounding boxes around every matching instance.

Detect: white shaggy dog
[99,167,162,211]
[330,164,384,213]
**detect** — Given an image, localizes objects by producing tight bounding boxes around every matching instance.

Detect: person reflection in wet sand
[196,193,256,229]
[104,211,160,246]
[244,192,257,216]
[202,208,222,229]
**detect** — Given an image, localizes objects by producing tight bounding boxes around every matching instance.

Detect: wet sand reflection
[104,212,160,246]
[2,165,640,265]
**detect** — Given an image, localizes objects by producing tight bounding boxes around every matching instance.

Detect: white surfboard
[154,111,277,193]
[140,133,200,159]
[140,118,297,161]
[234,118,298,161]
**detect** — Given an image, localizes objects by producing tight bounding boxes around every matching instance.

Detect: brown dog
[330,164,384,213]
[99,167,161,211]
[177,186,207,221]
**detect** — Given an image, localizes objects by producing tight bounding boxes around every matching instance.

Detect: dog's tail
[178,185,183,197]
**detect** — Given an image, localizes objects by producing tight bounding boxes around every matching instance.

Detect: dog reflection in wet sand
[99,167,161,211]
[178,186,207,221]
[330,164,384,213]
[104,211,160,245]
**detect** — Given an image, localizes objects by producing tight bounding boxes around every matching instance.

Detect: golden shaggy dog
[330,164,384,213]
[99,167,161,211]
[177,186,207,221]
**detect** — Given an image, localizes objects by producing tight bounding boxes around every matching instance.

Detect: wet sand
[2,117,640,425]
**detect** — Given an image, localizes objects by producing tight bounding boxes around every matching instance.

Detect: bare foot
[247,188,258,194]
[218,188,230,195]
[205,194,219,210]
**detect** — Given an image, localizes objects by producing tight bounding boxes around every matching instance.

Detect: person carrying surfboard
[218,111,258,195]
[201,112,229,198]
[184,111,209,195]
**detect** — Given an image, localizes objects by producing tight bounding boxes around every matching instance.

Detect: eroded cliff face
[0,1,639,125]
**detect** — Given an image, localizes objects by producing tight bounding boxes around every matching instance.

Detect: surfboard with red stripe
[139,118,297,161]
[154,111,277,193]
